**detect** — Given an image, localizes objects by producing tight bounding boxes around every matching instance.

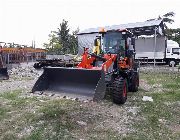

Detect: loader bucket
[0,67,9,80]
[32,67,106,101]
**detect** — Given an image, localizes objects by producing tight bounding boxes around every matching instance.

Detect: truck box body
[135,36,166,60]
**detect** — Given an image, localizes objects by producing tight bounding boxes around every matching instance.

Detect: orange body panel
[102,54,117,72]
[118,57,130,69]
[77,48,95,69]
[77,48,131,71]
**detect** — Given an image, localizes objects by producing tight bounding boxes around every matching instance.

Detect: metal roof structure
[78,19,164,36]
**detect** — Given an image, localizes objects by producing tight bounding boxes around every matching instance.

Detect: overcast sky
[0,0,180,47]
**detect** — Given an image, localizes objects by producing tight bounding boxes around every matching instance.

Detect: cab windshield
[172,48,180,54]
[103,32,125,54]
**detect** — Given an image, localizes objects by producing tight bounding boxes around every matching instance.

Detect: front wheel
[112,77,127,104]
[33,63,41,69]
[169,60,176,67]
[129,72,139,92]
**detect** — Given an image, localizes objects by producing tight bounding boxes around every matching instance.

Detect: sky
[0,0,180,47]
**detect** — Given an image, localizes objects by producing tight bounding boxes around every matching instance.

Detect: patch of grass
[0,107,10,121]
[141,72,177,84]
[86,129,123,140]
[0,90,22,100]
[23,112,37,124]
[10,98,27,108]
[19,99,79,139]
[132,71,180,139]
[140,72,166,85]
[23,128,44,140]
[0,90,40,109]
[40,105,66,120]
[1,133,18,140]
[154,92,180,102]
[164,83,179,90]
[132,101,175,139]
[38,99,78,127]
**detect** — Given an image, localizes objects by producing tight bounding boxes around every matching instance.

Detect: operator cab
[102,30,134,57]
[104,32,125,54]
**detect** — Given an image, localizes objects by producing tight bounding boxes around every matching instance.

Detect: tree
[146,12,180,45]
[44,19,79,54]
[43,31,63,54]
[158,11,175,29]
[147,11,175,28]
[161,12,175,24]
[57,19,70,54]
[159,12,180,45]
[69,28,79,54]
[166,28,180,45]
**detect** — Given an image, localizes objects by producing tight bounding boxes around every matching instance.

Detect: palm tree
[158,12,175,29]
[147,12,175,29]
[160,12,175,24]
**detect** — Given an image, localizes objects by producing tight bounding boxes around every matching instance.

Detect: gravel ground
[1,63,178,94]
[0,62,43,93]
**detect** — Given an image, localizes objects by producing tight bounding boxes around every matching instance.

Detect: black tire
[34,63,41,69]
[129,72,139,92]
[112,77,127,104]
[133,62,139,71]
[33,63,38,68]
[169,60,176,67]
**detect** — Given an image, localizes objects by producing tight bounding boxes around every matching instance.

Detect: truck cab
[166,40,180,66]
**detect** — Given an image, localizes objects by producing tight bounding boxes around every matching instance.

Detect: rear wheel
[112,77,127,104]
[129,72,139,92]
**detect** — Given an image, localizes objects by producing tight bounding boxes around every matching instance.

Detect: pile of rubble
[8,63,42,80]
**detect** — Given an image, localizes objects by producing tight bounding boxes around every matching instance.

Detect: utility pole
[153,27,157,67]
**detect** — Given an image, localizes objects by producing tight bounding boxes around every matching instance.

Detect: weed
[0,107,10,121]
[0,90,22,100]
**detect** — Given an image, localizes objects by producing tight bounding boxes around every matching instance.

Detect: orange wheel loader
[32,29,139,104]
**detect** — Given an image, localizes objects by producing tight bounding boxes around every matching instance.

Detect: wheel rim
[170,61,175,66]
[123,81,127,97]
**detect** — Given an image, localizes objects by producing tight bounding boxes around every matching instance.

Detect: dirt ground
[0,63,179,139]
[1,63,136,136]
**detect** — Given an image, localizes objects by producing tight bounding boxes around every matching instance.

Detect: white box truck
[135,36,180,66]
